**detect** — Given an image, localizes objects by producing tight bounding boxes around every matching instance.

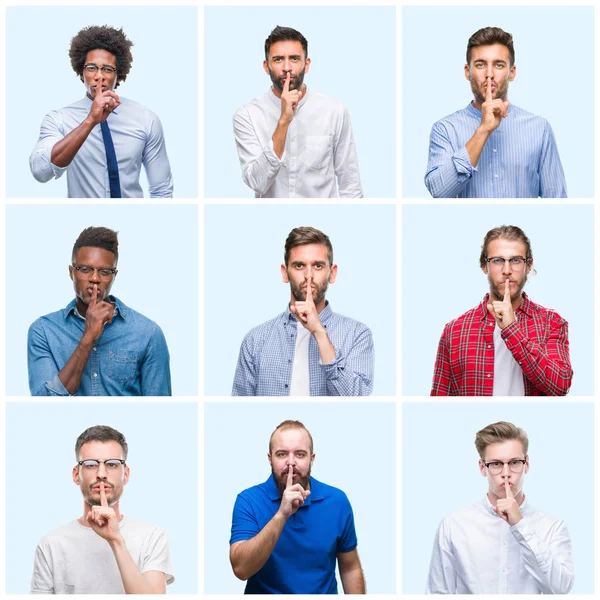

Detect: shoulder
[509,105,553,131]
[312,478,352,506]
[121,517,168,538]
[115,298,164,330]
[327,310,371,335]
[235,92,271,116]
[524,297,568,326]
[119,97,160,120]
[241,311,287,343]
[37,520,81,547]
[441,303,481,336]
[431,106,474,130]
[28,307,68,333]
[438,501,482,529]
[523,504,568,530]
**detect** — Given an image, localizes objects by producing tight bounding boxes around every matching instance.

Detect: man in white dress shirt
[233,26,363,198]
[426,421,574,594]
[30,25,173,198]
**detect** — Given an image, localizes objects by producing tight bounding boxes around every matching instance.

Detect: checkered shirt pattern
[431,293,572,396]
[232,302,374,396]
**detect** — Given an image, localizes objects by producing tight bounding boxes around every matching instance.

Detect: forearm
[272,119,290,159]
[340,566,366,594]
[230,512,287,580]
[50,117,95,167]
[109,538,163,594]
[57,336,94,395]
[464,126,490,168]
[313,329,336,364]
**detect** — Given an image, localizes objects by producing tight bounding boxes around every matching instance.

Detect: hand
[277,465,310,520]
[86,483,123,542]
[83,283,115,343]
[487,279,515,329]
[480,77,509,133]
[493,480,523,525]
[88,83,121,125]
[289,277,324,334]
[279,73,304,125]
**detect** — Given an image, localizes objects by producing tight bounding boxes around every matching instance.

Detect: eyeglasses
[83,64,117,75]
[484,459,527,475]
[485,256,530,270]
[72,264,118,278]
[77,459,126,470]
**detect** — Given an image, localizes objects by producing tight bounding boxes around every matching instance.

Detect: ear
[263,59,270,76]
[267,453,273,467]
[73,464,80,485]
[69,265,74,281]
[464,63,471,81]
[524,455,530,474]
[328,264,338,284]
[123,465,130,486]
[304,57,311,74]
[481,264,489,276]
[509,64,516,82]
[526,258,533,275]
[281,264,290,283]
[310,452,315,465]
[478,459,487,477]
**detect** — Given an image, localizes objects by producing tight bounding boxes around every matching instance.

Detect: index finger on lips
[90,284,98,309]
[486,77,492,102]
[283,72,290,93]
[306,277,314,303]
[286,465,294,489]
[504,278,511,303]
[504,479,514,499]
[99,483,109,507]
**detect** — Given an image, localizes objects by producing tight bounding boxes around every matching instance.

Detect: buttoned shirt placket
[287,118,298,197]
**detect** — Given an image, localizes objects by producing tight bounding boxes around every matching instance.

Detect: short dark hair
[467,27,515,67]
[264,26,308,61]
[75,425,128,460]
[72,226,119,261]
[479,225,532,269]
[69,25,134,88]
[269,420,314,455]
[284,226,333,266]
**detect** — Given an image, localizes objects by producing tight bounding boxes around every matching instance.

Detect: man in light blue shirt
[425,27,566,198]
[30,25,173,198]
[27,226,171,396]
[232,226,374,396]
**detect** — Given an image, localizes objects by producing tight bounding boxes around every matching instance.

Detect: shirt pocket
[303,135,333,170]
[107,349,138,383]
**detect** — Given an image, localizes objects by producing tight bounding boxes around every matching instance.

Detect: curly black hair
[69,25,134,88]
[72,226,119,261]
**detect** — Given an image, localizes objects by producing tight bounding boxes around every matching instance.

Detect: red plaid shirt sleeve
[431,325,453,396]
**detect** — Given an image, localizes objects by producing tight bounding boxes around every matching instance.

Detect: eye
[105,460,121,469]
[79,266,92,274]
[82,460,99,468]
[495,63,505,69]
[489,461,502,468]
[99,269,113,276]
[509,460,521,466]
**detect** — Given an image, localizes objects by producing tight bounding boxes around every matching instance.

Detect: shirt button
[488,344,492,349]
[93,373,98,378]
[493,148,497,152]
[487,374,491,378]
[494,173,499,178]
[288,359,291,363]
[93,347,97,351]
[284,384,289,389]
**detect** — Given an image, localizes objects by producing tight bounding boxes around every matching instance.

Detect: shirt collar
[286,300,333,325]
[264,474,325,506]
[63,296,127,320]
[479,292,533,321]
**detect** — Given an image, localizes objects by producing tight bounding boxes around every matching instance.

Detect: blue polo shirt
[230,475,358,594]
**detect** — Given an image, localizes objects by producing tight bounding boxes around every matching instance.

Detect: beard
[289,275,328,304]
[269,65,306,92]
[470,74,510,105]
[81,481,121,507]
[273,465,311,496]
[488,272,527,301]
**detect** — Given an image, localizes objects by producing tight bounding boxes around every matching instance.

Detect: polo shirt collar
[63,296,127,320]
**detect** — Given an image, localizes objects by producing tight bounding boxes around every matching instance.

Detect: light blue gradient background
[403,6,593,198]
[402,204,593,396]
[6,402,198,594]
[204,204,396,396]
[204,402,396,593]
[402,402,594,593]
[7,6,198,198]
[6,204,198,396]
[204,6,396,198]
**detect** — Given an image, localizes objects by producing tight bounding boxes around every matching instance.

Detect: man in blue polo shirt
[229,420,365,593]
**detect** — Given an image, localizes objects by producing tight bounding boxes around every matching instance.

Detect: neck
[79,499,123,526]
[487,489,525,506]
[75,297,89,317]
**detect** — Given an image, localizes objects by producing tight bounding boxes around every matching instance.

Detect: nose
[286,453,296,467]
[89,268,101,283]
[96,462,108,478]
[502,259,512,275]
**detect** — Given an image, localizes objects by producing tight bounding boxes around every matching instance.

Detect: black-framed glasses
[485,256,530,270]
[83,64,117,75]
[77,459,126,470]
[484,458,527,475]
[72,264,118,278]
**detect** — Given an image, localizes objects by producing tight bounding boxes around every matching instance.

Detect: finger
[504,279,511,303]
[99,483,108,507]
[504,479,514,499]
[305,277,314,304]
[304,489,311,499]
[504,100,510,117]
[487,303,495,317]
[286,466,294,489]
[485,77,492,102]
[283,72,290,93]
[90,284,98,309]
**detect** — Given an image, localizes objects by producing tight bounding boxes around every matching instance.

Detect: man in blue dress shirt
[230,420,365,594]
[425,26,567,198]
[232,226,374,396]
[30,25,173,198]
[27,226,171,396]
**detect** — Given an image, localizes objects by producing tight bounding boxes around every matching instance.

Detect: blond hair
[475,421,528,459]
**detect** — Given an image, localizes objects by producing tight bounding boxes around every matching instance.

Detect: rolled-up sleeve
[29,112,68,183]
[333,107,363,198]
[27,319,70,396]
[143,113,173,198]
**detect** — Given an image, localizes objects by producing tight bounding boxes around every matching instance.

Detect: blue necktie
[100,120,122,198]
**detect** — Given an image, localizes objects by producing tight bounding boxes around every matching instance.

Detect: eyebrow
[290,260,327,266]
[272,54,302,60]
[486,456,525,461]
[473,59,507,64]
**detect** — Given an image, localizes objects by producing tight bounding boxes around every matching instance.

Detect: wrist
[108,535,126,550]
[274,509,289,523]
[277,116,292,128]
[79,334,96,350]
[312,326,328,340]
[83,115,98,129]
[476,124,493,138]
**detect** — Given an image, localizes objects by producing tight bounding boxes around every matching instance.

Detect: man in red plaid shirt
[431,225,572,396]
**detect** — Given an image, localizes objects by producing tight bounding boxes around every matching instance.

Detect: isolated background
[403,5,593,198]
[6,402,198,594]
[402,401,594,593]
[7,6,198,198]
[204,402,396,593]
[402,204,593,396]
[205,204,396,396]
[204,5,396,198]
[6,204,198,396]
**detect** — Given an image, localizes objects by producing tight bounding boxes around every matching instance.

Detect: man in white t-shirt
[30,425,174,594]
[232,226,374,396]
[426,421,574,594]
[431,225,572,396]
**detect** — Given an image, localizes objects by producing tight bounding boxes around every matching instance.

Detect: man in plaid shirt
[431,225,572,396]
